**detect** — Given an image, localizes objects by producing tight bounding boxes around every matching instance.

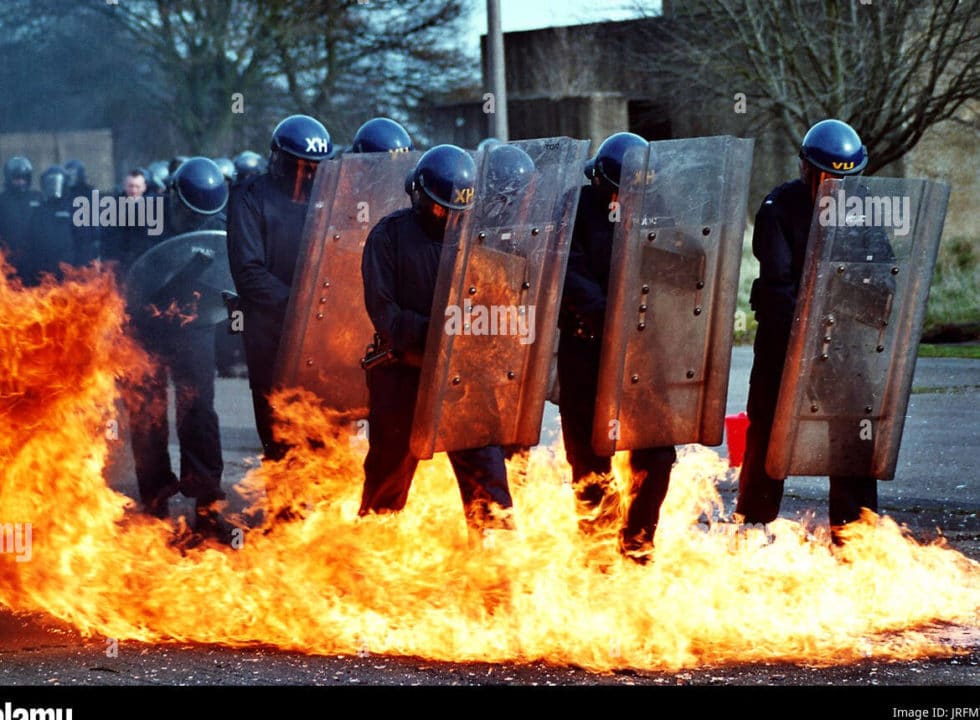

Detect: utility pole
[486,0,509,141]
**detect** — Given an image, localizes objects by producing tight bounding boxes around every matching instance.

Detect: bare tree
[642,0,980,173]
[88,0,474,151]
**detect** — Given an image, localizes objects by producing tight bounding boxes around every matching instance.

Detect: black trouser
[557,336,676,545]
[359,363,513,529]
[735,324,877,527]
[241,310,291,461]
[128,325,224,507]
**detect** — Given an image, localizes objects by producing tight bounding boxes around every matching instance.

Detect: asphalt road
[1,348,977,704]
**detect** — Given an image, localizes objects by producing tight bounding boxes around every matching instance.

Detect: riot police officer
[127,157,228,537]
[63,159,100,264]
[0,156,43,270]
[359,144,514,532]
[557,132,677,564]
[21,166,75,285]
[734,119,879,545]
[227,114,332,460]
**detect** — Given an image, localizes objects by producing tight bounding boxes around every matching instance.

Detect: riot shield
[124,229,232,328]
[274,150,420,414]
[411,137,590,458]
[766,176,950,480]
[591,135,754,455]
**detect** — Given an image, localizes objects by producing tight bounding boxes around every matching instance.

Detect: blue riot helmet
[268,114,331,203]
[407,144,477,239]
[40,165,67,202]
[482,144,535,221]
[586,132,648,189]
[232,151,265,183]
[409,144,477,211]
[4,156,33,192]
[351,117,414,155]
[170,157,228,234]
[213,157,237,184]
[477,137,503,153]
[63,159,87,189]
[800,119,868,176]
[799,119,868,200]
[486,144,534,196]
[173,157,228,215]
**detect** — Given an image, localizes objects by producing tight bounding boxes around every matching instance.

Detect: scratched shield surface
[766,176,950,480]
[591,136,754,455]
[275,150,420,416]
[411,137,589,458]
[124,229,233,328]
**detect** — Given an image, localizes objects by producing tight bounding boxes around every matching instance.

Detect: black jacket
[226,173,310,387]
[558,184,611,341]
[361,208,444,365]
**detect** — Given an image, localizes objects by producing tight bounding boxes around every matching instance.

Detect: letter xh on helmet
[407,144,477,211]
[405,144,476,239]
[268,114,332,203]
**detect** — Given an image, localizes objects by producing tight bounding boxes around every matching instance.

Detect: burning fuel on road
[0,261,977,673]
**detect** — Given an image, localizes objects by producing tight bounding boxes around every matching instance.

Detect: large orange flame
[0,259,977,672]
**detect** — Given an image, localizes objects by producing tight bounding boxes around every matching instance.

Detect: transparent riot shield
[274,150,420,415]
[124,229,232,328]
[766,176,950,480]
[591,136,754,455]
[411,137,590,458]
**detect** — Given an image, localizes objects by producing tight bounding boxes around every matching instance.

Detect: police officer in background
[63,159,101,264]
[734,119,880,545]
[227,114,332,460]
[557,132,677,564]
[359,145,515,533]
[0,156,43,269]
[19,165,75,285]
[126,157,228,536]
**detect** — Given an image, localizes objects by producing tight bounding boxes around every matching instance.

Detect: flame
[0,258,977,672]
[147,290,201,327]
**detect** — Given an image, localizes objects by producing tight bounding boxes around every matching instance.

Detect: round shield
[124,230,233,328]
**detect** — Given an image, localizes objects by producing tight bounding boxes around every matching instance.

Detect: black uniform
[226,173,307,459]
[126,212,225,515]
[359,208,513,529]
[18,196,75,285]
[66,181,101,265]
[735,178,879,532]
[0,188,42,272]
[557,184,676,552]
[100,194,157,279]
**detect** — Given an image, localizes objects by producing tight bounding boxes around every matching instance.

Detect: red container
[725,412,750,468]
